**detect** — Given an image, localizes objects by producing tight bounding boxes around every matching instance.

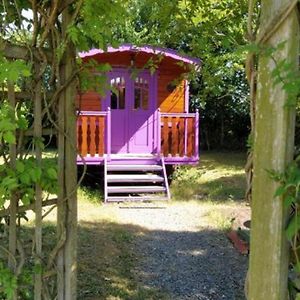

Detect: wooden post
[107,107,111,161]
[184,115,188,157]
[63,39,77,300]
[7,81,17,300]
[248,1,299,299]
[157,109,161,157]
[57,60,66,300]
[34,66,43,300]
[195,109,199,158]
[57,7,78,300]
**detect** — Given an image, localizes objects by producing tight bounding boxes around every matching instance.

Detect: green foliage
[271,58,300,108]
[0,261,17,299]
[0,55,31,82]
[68,0,127,51]
[116,0,251,150]
[78,59,111,96]
[272,157,300,297]
[0,157,58,207]
[0,100,57,208]
[0,102,17,144]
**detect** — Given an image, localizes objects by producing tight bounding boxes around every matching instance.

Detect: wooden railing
[77,109,198,159]
[77,110,111,158]
[159,111,199,158]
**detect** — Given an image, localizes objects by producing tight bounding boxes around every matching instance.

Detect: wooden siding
[79,51,190,113]
[158,76,185,113]
[76,91,101,111]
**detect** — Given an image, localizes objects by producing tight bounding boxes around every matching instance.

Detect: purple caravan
[76,44,201,202]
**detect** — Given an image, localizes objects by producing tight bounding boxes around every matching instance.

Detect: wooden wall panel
[158,75,185,113]
[76,91,101,111]
[80,52,191,114]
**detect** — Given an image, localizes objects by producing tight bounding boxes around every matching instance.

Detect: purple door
[107,71,129,153]
[128,72,154,153]
[105,69,155,154]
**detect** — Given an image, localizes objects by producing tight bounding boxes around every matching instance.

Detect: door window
[110,77,125,109]
[134,77,149,110]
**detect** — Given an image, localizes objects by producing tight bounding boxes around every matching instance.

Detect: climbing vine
[0,0,127,298]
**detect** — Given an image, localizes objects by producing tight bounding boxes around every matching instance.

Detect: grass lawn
[171,151,247,202]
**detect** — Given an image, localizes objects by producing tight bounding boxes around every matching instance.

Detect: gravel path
[115,202,249,300]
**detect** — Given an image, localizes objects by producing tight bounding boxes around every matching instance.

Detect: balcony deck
[76,110,199,165]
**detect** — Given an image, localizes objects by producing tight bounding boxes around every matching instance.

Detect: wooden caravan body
[76,45,201,202]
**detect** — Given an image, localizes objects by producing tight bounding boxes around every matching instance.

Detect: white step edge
[107,186,166,193]
[107,164,163,171]
[106,196,169,202]
[107,174,164,183]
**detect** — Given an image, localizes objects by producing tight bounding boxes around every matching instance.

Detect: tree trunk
[248,1,299,299]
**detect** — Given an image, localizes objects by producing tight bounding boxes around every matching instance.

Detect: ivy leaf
[2,177,18,191]
[19,173,31,185]
[3,131,16,144]
[21,193,32,206]
[295,261,300,274]
[274,186,285,197]
[16,161,25,173]
[47,168,57,180]
[286,214,300,242]
[284,195,295,209]
[29,168,42,183]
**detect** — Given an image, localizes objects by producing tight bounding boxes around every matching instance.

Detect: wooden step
[107,174,164,183]
[107,164,163,172]
[107,185,166,194]
[106,196,169,202]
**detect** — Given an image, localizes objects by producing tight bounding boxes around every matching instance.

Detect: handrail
[160,112,197,117]
[157,109,161,157]
[78,110,108,116]
[106,107,111,161]
[77,109,111,158]
[195,109,199,158]
[160,111,199,158]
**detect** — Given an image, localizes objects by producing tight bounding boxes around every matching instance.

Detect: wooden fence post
[57,8,77,300]
[34,65,43,300]
[7,81,17,300]
[248,1,299,299]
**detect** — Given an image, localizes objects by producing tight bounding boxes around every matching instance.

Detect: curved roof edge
[79,44,201,66]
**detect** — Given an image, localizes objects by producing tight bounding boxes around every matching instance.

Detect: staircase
[104,157,170,203]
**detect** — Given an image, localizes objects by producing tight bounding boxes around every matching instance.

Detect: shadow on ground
[199,152,247,171]
[1,219,247,299]
[171,173,246,203]
[78,220,248,300]
[196,173,246,202]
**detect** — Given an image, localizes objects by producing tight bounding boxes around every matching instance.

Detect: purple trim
[107,107,111,161]
[184,80,189,113]
[157,109,161,158]
[79,44,201,66]
[104,157,108,203]
[78,111,108,116]
[76,155,198,165]
[184,117,188,156]
[195,109,199,158]
[160,112,197,117]
[161,157,171,200]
